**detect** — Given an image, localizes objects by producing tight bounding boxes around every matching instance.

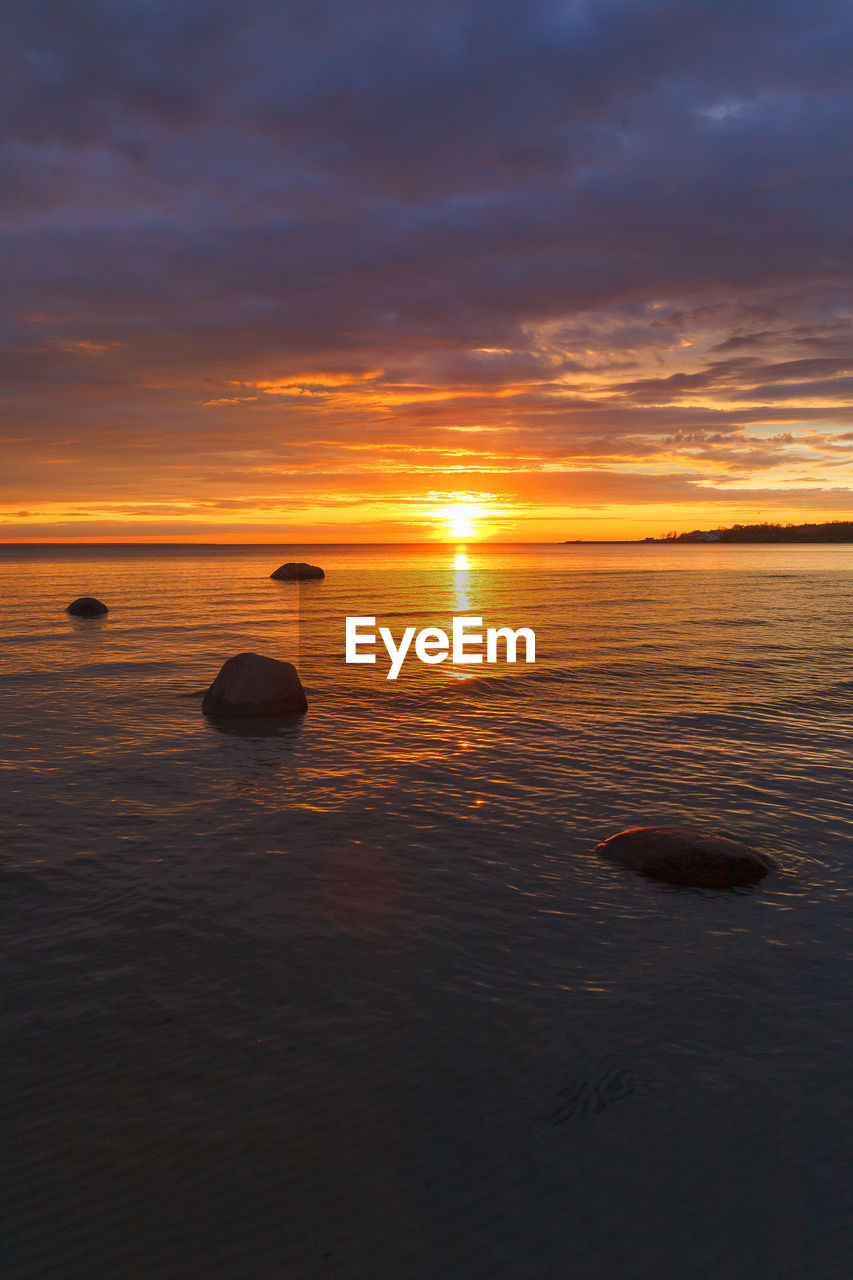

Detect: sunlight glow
[443,502,484,540]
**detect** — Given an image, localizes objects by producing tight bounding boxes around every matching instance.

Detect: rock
[66,596,109,617]
[201,652,308,718]
[595,825,776,888]
[270,562,325,581]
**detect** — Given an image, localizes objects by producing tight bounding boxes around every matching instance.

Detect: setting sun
[443,502,484,540]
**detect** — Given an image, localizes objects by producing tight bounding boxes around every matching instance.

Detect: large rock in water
[66,596,109,617]
[595,825,776,888]
[202,652,308,718]
[270,562,325,581]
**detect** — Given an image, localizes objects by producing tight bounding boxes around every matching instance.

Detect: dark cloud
[615,356,853,402]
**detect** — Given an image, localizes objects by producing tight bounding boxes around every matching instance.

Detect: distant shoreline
[617,539,853,545]
[630,520,853,545]
[2,529,853,548]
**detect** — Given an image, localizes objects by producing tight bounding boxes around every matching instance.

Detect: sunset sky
[2,0,852,542]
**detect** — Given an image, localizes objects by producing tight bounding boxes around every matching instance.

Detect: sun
[445,502,483,540]
[427,497,492,540]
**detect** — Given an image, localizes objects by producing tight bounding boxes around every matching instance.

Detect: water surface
[1,543,851,1279]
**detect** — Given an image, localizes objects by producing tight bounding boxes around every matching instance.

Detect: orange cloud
[244,369,385,391]
[51,339,124,354]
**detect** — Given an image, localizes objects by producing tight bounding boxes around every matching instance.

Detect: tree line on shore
[657,520,853,543]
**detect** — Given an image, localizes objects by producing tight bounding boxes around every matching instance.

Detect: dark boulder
[270,562,325,581]
[595,825,776,888]
[66,596,109,617]
[202,652,307,718]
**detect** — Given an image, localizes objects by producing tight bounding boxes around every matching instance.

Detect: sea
[1,541,851,1280]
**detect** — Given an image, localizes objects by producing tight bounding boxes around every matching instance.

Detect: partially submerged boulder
[595,825,776,888]
[270,562,325,581]
[202,652,308,718]
[66,596,109,617]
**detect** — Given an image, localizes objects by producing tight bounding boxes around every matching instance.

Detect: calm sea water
[1,542,851,1279]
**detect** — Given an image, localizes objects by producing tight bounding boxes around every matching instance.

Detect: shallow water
[1,542,852,1279]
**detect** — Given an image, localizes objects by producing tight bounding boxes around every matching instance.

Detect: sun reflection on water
[452,549,472,612]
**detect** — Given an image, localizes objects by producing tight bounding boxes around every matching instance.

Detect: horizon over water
[1,541,852,1279]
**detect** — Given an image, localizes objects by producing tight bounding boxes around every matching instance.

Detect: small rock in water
[270,562,325,581]
[595,824,776,888]
[66,596,109,617]
[201,652,308,718]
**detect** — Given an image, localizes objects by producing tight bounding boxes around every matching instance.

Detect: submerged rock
[595,825,776,888]
[201,652,307,718]
[66,596,109,617]
[270,562,325,581]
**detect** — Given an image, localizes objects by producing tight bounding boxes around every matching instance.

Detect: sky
[2,0,852,542]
